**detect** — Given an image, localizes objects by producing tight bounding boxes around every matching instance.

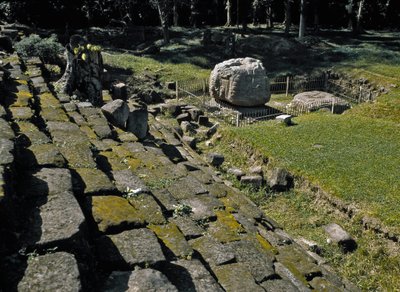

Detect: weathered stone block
[73,168,116,195]
[324,223,357,252]
[213,263,265,292]
[149,223,193,259]
[90,196,146,233]
[206,153,224,167]
[127,106,148,140]
[96,228,166,269]
[240,175,263,189]
[17,252,81,292]
[189,235,235,266]
[104,269,177,292]
[267,168,293,192]
[111,82,128,100]
[101,99,130,128]
[210,57,269,107]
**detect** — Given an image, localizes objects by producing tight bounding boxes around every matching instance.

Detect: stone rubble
[0,54,358,291]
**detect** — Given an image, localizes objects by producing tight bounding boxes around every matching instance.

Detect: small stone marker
[324,223,357,252]
[275,114,292,125]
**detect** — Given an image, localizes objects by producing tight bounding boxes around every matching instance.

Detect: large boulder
[209,58,270,107]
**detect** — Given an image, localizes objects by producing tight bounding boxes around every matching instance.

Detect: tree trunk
[313,0,319,32]
[346,0,354,30]
[173,0,179,26]
[299,0,306,39]
[355,0,365,34]
[236,0,240,27]
[190,0,199,28]
[266,2,273,28]
[157,2,170,43]
[226,0,232,26]
[284,0,292,35]
[56,35,103,106]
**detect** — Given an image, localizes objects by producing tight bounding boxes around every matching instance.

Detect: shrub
[15,34,63,63]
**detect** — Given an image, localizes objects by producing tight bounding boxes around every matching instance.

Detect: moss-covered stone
[256,232,279,255]
[10,106,34,120]
[25,143,67,168]
[148,223,193,259]
[79,125,98,140]
[38,92,62,109]
[59,143,97,169]
[90,196,146,233]
[276,245,322,287]
[208,210,245,243]
[12,90,33,107]
[73,168,116,195]
[220,189,264,220]
[127,194,166,225]
[41,107,69,122]
[213,263,265,292]
[16,121,50,146]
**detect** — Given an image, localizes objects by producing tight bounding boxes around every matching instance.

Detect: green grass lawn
[103,51,210,82]
[219,113,400,231]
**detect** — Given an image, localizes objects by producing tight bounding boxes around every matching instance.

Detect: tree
[354,0,365,33]
[149,0,171,43]
[284,0,292,35]
[225,0,233,26]
[299,0,307,38]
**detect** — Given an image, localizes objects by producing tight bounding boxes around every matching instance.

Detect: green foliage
[15,34,63,63]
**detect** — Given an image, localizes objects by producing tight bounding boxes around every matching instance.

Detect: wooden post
[236,112,240,127]
[285,76,290,97]
[331,99,335,113]
[176,81,179,100]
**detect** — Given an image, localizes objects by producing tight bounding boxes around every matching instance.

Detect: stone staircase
[0,55,357,291]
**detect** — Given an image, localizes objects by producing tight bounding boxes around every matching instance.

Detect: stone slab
[17,252,81,292]
[90,196,146,233]
[96,228,166,269]
[73,168,116,195]
[189,235,235,266]
[104,269,177,292]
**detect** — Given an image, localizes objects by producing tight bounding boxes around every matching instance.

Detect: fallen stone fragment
[324,223,357,252]
[227,167,245,179]
[267,168,293,192]
[206,123,219,137]
[176,113,191,124]
[101,99,130,128]
[104,269,177,292]
[240,175,263,189]
[198,115,209,126]
[182,135,196,149]
[276,114,292,125]
[126,105,148,139]
[249,165,263,176]
[111,82,128,100]
[207,153,224,167]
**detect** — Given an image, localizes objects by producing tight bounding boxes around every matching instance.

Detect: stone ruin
[289,91,351,114]
[209,57,270,107]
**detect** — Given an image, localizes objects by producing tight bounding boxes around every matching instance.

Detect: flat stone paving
[0,55,359,291]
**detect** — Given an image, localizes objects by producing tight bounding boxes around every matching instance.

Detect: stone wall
[0,54,357,291]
